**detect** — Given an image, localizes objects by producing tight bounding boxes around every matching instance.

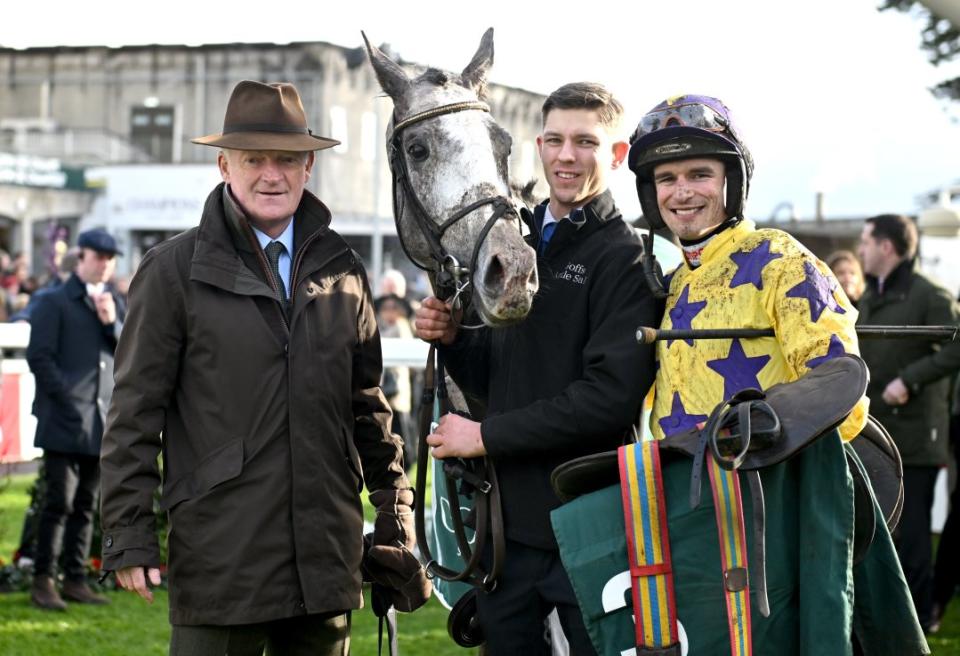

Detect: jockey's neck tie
[264,240,288,303]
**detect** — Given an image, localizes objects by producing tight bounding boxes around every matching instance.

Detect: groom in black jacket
[416,82,659,654]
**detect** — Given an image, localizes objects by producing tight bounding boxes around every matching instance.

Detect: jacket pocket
[160,439,244,512]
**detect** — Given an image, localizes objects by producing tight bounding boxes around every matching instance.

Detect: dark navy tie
[539,222,557,256]
[264,241,287,303]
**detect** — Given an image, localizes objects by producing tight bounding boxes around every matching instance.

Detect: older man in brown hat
[99,80,429,654]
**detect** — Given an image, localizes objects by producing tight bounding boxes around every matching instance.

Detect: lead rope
[377,607,398,656]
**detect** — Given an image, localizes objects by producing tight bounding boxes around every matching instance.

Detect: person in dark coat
[26,228,124,610]
[98,80,429,655]
[415,82,659,654]
[857,213,960,632]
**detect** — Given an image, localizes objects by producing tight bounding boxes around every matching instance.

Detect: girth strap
[706,454,754,656]
[618,442,681,655]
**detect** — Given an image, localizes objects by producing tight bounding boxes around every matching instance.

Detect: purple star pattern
[729,240,782,290]
[658,392,708,437]
[706,339,771,401]
[668,285,707,346]
[806,334,846,369]
[786,261,846,322]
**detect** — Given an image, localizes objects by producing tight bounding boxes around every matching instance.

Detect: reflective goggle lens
[637,103,729,138]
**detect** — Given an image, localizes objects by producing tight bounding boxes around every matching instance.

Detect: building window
[130,106,175,162]
[330,106,349,154]
[361,112,378,162]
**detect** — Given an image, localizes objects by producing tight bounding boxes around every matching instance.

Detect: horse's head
[364,29,538,326]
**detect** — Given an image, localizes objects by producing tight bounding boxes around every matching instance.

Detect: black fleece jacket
[441,190,660,548]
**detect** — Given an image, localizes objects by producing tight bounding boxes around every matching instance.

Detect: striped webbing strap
[618,442,681,654]
[706,453,753,656]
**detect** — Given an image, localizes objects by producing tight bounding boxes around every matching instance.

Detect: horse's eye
[406,142,429,162]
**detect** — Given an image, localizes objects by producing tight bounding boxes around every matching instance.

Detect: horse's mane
[510,179,539,209]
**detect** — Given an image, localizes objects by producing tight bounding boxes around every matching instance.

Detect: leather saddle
[552,354,904,614]
[553,355,870,498]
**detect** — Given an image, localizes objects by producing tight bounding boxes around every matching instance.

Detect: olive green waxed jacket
[100,183,407,625]
[858,259,960,467]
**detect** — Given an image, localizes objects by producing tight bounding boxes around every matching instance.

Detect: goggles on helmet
[633,100,730,142]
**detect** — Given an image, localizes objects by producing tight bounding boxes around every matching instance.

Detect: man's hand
[93,291,117,325]
[115,566,162,603]
[882,377,910,406]
[414,297,458,345]
[426,413,486,458]
[364,489,432,612]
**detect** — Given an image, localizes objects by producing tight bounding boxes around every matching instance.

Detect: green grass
[0,589,171,655]
[0,472,32,563]
[0,472,474,656]
[0,588,468,656]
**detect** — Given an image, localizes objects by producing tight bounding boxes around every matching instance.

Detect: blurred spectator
[380,268,407,298]
[827,249,865,307]
[113,274,132,304]
[2,251,31,295]
[931,299,960,631]
[9,249,81,324]
[857,214,960,633]
[25,228,124,610]
[376,268,415,320]
[376,284,416,471]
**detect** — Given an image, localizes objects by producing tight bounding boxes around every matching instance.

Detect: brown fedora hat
[192,80,340,152]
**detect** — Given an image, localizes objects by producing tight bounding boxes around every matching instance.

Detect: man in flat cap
[100,80,428,654]
[27,228,124,610]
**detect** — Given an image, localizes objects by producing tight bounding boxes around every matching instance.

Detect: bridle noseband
[389,100,520,309]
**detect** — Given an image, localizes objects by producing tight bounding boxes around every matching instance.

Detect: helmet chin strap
[641,229,669,299]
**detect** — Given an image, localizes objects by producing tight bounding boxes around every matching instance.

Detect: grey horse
[364,29,538,326]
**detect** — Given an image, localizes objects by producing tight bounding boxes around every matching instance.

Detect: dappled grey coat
[99,184,407,625]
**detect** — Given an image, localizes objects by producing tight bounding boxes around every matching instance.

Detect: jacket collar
[865,257,915,297]
[64,272,88,300]
[525,189,621,247]
[679,218,755,270]
[191,182,345,298]
[65,272,117,301]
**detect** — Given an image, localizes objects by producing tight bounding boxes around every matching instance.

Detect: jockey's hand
[427,413,486,458]
[414,296,459,345]
[882,377,910,406]
[115,566,162,603]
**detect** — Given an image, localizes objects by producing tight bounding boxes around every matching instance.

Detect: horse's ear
[461,28,494,98]
[362,31,410,101]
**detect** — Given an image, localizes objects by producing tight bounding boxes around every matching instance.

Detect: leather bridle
[389,100,509,592]
[388,100,520,306]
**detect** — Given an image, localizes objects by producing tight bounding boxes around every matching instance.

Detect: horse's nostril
[527,267,539,290]
[483,255,506,291]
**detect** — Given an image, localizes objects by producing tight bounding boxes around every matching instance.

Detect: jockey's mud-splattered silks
[650,219,868,443]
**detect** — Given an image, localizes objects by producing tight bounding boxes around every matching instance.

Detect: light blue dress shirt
[252,221,294,295]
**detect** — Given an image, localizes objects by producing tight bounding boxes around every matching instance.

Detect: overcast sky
[3,0,959,221]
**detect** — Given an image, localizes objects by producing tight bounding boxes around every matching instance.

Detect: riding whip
[636,325,959,345]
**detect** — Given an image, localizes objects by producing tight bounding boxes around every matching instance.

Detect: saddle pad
[552,432,855,656]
